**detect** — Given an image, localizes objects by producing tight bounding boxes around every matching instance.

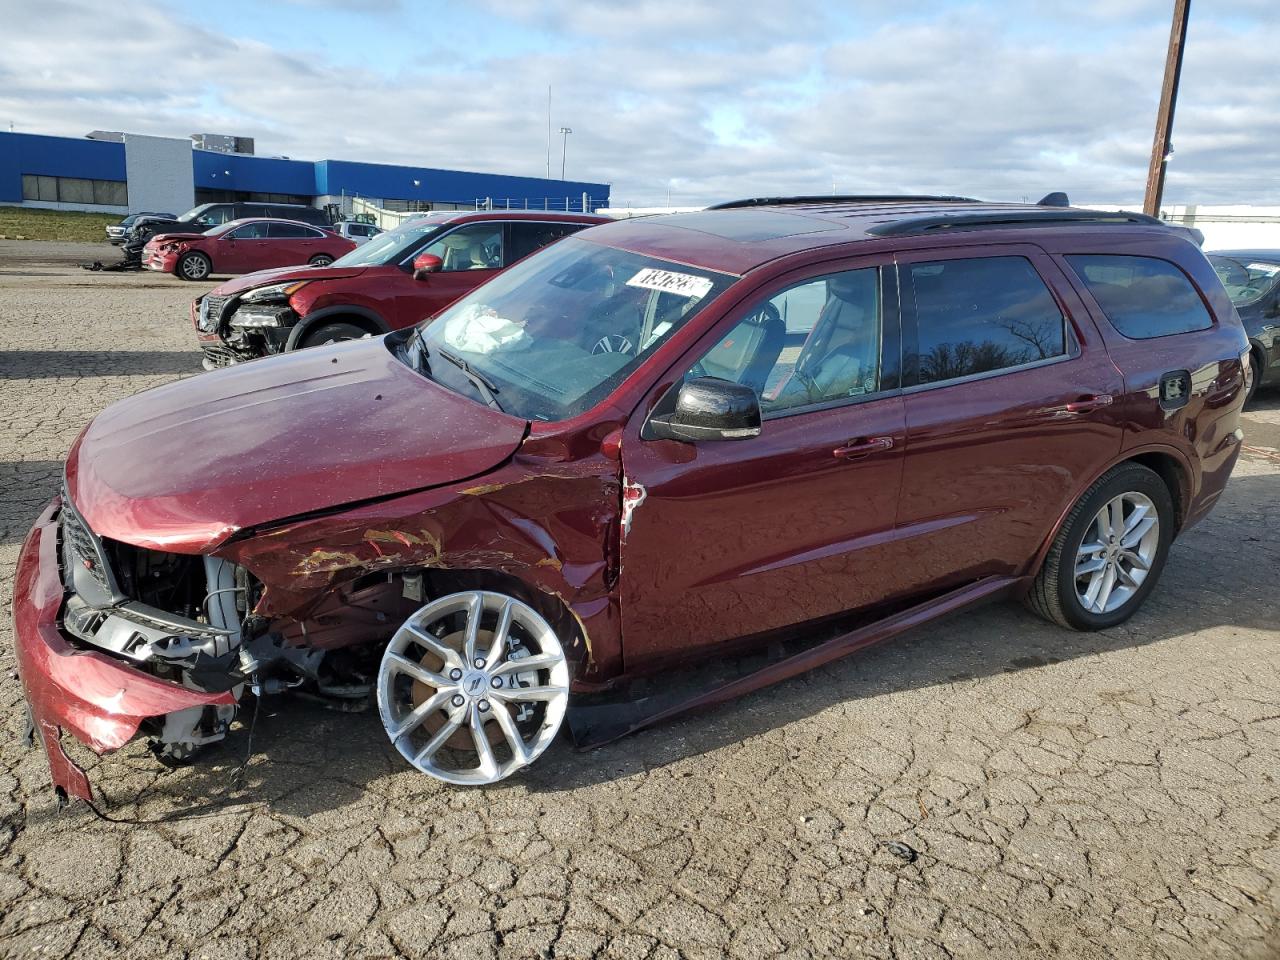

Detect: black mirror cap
[647,376,762,442]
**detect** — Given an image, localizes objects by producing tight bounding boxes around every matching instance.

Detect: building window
[22,174,128,206]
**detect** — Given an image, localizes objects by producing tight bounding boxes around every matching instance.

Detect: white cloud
[0,0,1274,206]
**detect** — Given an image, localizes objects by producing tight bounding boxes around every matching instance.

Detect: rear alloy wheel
[309,253,335,267]
[1026,462,1174,630]
[177,251,212,281]
[376,591,570,785]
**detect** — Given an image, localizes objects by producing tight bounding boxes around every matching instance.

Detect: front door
[218,222,270,273]
[891,245,1125,596]
[620,258,907,673]
[406,221,506,324]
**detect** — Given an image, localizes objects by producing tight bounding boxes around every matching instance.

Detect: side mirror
[413,253,444,280]
[646,377,762,442]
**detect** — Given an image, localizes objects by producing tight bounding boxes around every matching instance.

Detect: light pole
[559,127,572,180]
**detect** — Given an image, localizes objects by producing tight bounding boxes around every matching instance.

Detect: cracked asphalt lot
[1,240,1278,959]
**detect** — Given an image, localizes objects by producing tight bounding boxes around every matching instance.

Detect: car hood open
[210,263,371,297]
[66,338,528,553]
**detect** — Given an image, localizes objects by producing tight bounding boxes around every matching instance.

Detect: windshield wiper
[436,347,504,412]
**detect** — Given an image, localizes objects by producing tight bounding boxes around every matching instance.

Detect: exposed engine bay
[56,491,414,763]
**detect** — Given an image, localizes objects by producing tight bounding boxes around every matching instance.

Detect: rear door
[892,245,1125,596]
[619,256,907,672]
[266,221,316,267]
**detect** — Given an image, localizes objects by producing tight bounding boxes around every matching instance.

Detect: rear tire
[1246,352,1262,405]
[309,253,335,267]
[177,251,212,281]
[1025,462,1174,631]
[300,321,370,349]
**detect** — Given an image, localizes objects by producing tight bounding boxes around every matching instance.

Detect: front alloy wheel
[376,591,570,785]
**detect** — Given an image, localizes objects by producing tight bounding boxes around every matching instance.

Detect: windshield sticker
[627,268,714,300]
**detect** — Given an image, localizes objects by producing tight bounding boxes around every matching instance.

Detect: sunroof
[646,210,843,243]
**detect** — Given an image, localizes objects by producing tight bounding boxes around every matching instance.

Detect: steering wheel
[591,334,635,356]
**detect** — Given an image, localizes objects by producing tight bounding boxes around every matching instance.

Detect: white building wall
[1085,203,1280,252]
[122,134,194,215]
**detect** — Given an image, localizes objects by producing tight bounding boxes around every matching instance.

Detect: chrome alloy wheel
[1074,492,1160,615]
[376,591,569,785]
[180,255,210,280]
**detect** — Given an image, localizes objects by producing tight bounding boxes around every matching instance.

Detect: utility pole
[1143,0,1190,217]
[559,127,572,180]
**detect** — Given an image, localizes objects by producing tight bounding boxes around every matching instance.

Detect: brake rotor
[411,628,507,749]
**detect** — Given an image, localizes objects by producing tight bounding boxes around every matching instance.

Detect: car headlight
[229,304,294,329]
[242,280,311,304]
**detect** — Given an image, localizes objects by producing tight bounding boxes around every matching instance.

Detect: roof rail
[706,194,978,210]
[867,209,1164,238]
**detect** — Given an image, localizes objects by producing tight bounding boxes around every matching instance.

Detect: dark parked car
[105,212,175,244]
[190,210,606,369]
[1208,250,1280,401]
[15,196,1250,801]
[142,218,356,280]
[122,202,332,259]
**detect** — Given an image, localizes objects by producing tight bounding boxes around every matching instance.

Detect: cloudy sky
[1,0,1276,207]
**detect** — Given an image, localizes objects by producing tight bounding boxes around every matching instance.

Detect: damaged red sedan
[15,197,1250,800]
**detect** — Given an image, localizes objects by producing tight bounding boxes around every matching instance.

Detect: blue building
[0,131,610,217]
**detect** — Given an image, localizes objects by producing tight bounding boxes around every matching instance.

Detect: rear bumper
[13,499,235,801]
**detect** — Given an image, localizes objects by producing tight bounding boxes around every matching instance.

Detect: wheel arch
[407,567,593,681]
[1022,444,1193,590]
[285,305,390,351]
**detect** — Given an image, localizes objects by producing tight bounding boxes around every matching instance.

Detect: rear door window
[268,222,313,239]
[1066,255,1213,339]
[507,222,586,263]
[907,256,1067,385]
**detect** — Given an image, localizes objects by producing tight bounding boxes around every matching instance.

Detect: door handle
[833,436,894,460]
[1062,394,1113,414]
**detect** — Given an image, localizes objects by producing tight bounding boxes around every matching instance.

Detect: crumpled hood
[209,263,370,297]
[147,230,204,245]
[66,338,527,553]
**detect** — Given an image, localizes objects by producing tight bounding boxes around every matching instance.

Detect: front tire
[299,321,370,349]
[1025,463,1174,630]
[177,251,212,281]
[1246,352,1262,405]
[376,591,570,785]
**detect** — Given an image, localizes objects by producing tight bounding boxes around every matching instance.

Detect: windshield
[407,237,736,421]
[330,215,455,268]
[177,204,214,224]
[1209,255,1280,306]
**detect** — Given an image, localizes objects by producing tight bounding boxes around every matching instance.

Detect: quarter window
[909,256,1066,385]
[1067,255,1213,339]
[690,268,883,415]
[422,224,504,271]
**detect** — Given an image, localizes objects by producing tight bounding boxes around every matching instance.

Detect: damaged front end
[193,285,304,369]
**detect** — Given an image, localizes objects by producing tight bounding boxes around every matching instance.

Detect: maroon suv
[15,196,1250,799]
[192,210,607,369]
